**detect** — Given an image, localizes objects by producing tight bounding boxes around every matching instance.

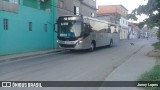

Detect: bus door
[83,23,92,47]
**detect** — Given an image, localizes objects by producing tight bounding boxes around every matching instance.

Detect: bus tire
[109,39,113,47]
[89,42,95,52]
[70,50,75,52]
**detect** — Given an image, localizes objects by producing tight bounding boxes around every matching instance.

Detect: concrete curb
[0,49,65,63]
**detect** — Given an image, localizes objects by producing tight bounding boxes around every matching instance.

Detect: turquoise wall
[0,5,56,55]
[23,0,38,9]
[52,0,57,48]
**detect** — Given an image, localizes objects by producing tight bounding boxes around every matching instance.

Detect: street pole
[51,0,57,48]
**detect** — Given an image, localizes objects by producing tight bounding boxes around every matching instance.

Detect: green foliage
[132,0,160,40]
[157,29,160,40]
[133,0,160,16]
[139,65,160,90]
[152,42,160,49]
[139,65,160,81]
[127,14,138,21]
[138,22,145,29]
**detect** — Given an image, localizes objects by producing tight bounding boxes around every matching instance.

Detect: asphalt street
[0,38,157,90]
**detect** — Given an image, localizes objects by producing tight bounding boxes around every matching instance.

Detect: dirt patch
[147,50,160,65]
[147,50,160,57]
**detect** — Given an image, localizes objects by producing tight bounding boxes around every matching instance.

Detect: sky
[96,0,148,22]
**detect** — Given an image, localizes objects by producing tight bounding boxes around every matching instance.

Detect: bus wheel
[109,39,113,47]
[90,43,95,51]
[70,50,75,52]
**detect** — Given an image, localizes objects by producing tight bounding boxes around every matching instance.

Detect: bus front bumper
[57,40,89,50]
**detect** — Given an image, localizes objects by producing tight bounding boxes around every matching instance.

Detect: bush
[153,42,160,49]
[157,29,160,40]
[139,65,160,90]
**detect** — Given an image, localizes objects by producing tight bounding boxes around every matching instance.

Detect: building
[57,0,97,18]
[140,26,158,38]
[128,22,140,39]
[98,5,129,39]
[0,0,57,55]
[97,14,115,23]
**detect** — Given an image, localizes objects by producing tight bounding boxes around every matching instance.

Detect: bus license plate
[64,41,75,44]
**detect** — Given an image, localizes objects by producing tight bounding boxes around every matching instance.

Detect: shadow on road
[62,45,115,54]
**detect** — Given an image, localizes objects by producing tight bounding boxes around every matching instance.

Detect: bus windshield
[58,21,82,38]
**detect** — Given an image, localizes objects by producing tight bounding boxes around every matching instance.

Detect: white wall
[120,17,128,28]
[119,17,128,39]
[128,26,138,39]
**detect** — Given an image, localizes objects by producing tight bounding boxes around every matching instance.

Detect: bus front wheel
[89,42,95,51]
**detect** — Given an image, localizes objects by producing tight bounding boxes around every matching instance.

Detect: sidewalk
[0,48,64,63]
[99,41,157,90]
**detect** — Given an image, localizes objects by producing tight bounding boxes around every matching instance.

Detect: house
[140,26,158,38]
[128,22,140,39]
[57,0,97,18]
[0,0,57,55]
[97,5,129,39]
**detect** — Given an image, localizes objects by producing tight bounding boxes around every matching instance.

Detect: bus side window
[89,25,92,32]
[106,28,111,33]
[84,24,90,33]
[84,23,91,36]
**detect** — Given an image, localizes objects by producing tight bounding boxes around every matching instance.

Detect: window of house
[40,0,51,12]
[29,22,32,31]
[60,1,64,8]
[45,24,47,32]
[3,19,8,30]
[74,6,80,15]
[23,0,38,9]
[91,13,95,17]
[126,22,128,26]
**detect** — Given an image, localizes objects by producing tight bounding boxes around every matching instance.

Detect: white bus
[55,15,120,51]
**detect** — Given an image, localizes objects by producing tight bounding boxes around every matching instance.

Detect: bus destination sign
[59,16,81,21]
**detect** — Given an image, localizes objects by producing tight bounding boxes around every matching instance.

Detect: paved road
[0,38,157,90]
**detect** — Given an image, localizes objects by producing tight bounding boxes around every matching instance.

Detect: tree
[138,22,145,29]
[131,0,160,39]
[127,14,138,21]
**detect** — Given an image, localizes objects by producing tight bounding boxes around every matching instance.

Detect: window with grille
[3,19,8,30]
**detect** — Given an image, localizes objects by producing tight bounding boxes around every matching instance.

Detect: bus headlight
[78,40,83,44]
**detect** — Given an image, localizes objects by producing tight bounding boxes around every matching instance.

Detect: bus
[55,15,120,51]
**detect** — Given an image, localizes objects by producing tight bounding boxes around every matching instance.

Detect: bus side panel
[89,20,106,47]
[81,35,92,49]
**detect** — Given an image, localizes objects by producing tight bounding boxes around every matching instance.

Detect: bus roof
[83,16,119,26]
[58,15,119,26]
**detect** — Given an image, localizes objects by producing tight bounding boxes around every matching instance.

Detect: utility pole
[51,0,57,48]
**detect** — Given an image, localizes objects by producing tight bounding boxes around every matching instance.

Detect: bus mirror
[54,23,58,32]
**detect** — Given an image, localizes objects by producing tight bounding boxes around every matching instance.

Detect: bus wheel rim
[110,41,113,46]
[91,43,94,51]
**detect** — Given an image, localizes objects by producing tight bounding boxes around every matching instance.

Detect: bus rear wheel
[109,39,113,47]
[70,50,76,52]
